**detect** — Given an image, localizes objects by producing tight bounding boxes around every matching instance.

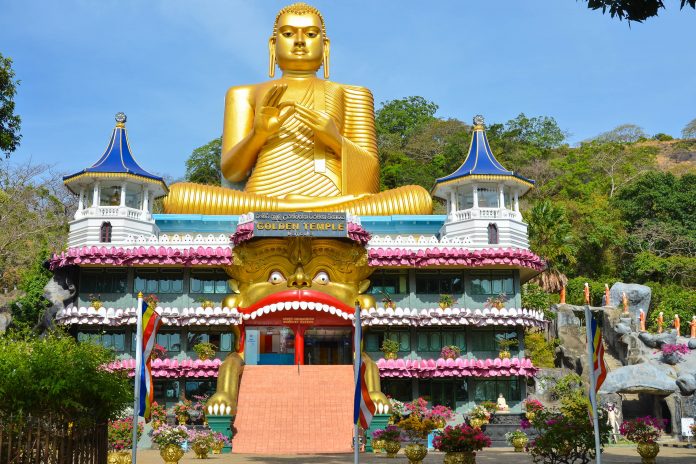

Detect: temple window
[380,379,412,402]
[100,186,121,206]
[470,271,514,297]
[415,271,463,294]
[368,270,409,295]
[99,221,112,243]
[365,328,410,353]
[473,377,521,402]
[134,269,184,294]
[487,223,499,244]
[186,331,235,353]
[189,270,231,294]
[418,379,468,408]
[154,331,181,352]
[77,331,126,352]
[470,328,518,356]
[153,379,181,408]
[125,189,141,209]
[476,186,498,208]
[417,328,466,353]
[80,268,127,293]
[185,379,217,399]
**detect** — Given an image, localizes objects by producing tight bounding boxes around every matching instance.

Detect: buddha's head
[224,237,375,313]
[270,3,329,78]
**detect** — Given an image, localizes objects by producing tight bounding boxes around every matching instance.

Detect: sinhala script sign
[252,212,347,238]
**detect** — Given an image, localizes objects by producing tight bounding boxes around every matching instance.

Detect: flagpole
[132,292,144,464]
[353,303,361,464]
[584,284,602,464]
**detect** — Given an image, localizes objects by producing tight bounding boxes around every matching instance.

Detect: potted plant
[505,429,528,452]
[522,398,543,421]
[151,425,188,464]
[193,341,217,360]
[426,404,455,429]
[440,345,461,360]
[373,425,404,457]
[196,297,215,309]
[89,293,103,310]
[191,394,210,425]
[381,291,396,309]
[150,401,167,433]
[172,400,192,425]
[661,343,689,365]
[484,293,508,310]
[620,416,667,464]
[211,432,230,454]
[468,405,492,429]
[439,294,455,309]
[151,343,167,361]
[145,293,159,309]
[381,338,400,360]
[397,413,437,464]
[187,428,215,459]
[497,338,518,359]
[434,424,492,464]
[107,417,142,463]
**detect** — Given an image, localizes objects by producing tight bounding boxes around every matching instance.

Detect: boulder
[609,283,651,320]
[638,331,676,348]
[601,363,678,395]
[688,339,696,350]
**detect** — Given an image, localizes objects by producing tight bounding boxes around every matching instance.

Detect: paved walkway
[136,445,696,463]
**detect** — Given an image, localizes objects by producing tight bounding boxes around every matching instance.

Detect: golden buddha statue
[163,2,431,216]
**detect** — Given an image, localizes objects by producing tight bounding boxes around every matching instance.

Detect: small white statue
[605,402,621,443]
[497,393,509,412]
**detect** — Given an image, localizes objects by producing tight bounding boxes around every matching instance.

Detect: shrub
[620,417,667,444]
[522,283,555,320]
[440,345,461,359]
[108,417,143,451]
[193,342,216,359]
[373,425,404,442]
[381,338,400,353]
[505,429,528,444]
[433,424,492,453]
[524,331,557,368]
[0,330,131,420]
[662,343,689,356]
[151,424,188,447]
[172,400,192,417]
[646,283,696,331]
[397,413,437,440]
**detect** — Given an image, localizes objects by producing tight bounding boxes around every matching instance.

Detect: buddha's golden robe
[163,81,432,215]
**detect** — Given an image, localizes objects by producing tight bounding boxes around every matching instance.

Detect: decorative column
[142,189,150,219]
[498,185,505,209]
[92,182,100,207]
[78,188,84,211]
[294,326,305,365]
[472,185,479,208]
[120,182,127,207]
[449,190,456,216]
[514,191,520,213]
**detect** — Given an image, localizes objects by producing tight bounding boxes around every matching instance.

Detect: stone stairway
[232,364,355,454]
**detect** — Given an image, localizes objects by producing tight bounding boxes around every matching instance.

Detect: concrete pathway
[136,445,696,463]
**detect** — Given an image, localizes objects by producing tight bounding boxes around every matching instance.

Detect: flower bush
[172,400,192,417]
[405,397,429,417]
[213,432,231,446]
[193,342,217,360]
[397,413,437,440]
[484,293,508,309]
[523,398,544,413]
[388,397,407,422]
[381,338,400,354]
[620,416,667,444]
[191,394,210,420]
[108,417,143,451]
[427,405,455,425]
[433,424,492,453]
[373,425,404,442]
[145,294,159,309]
[187,428,215,446]
[440,345,461,359]
[480,401,498,414]
[150,402,167,431]
[662,343,689,356]
[469,405,491,422]
[439,294,456,307]
[505,429,527,444]
[151,344,167,360]
[151,424,188,447]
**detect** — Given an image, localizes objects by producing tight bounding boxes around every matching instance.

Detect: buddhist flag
[591,316,607,393]
[139,298,162,422]
[353,357,377,429]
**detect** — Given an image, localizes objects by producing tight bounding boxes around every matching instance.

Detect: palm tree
[525,200,578,292]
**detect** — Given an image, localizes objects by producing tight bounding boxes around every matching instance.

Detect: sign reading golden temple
[252,212,347,237]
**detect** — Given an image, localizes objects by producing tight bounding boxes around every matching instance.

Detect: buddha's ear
[268,37,276,78]
[358,279,370,294]
[323,38,330,79]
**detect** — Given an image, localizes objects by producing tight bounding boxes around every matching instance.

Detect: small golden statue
[657,311,664,334]
[690,316,696,339]
[163,3,431,215]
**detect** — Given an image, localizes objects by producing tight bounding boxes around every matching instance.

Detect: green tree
[583,0,696,22]
[0,53,22,157]
[375,96,438,143]
[590,124,647,144]
[9,248,51,329]
[185,137,222,186]
[526,200,578,291]
[682,118,696,139]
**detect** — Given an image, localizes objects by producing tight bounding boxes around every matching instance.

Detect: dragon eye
[269,271,286,284]
[313,271,330,285]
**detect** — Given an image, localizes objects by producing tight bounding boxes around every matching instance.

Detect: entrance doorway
[304,327,352,365]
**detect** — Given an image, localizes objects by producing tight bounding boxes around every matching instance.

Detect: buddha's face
[274,12,325,72]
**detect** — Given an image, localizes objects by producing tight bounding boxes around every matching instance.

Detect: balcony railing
[450,207,522,222]
[75,205,150,221]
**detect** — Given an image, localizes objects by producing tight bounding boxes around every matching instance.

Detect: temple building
[52,113,546,452]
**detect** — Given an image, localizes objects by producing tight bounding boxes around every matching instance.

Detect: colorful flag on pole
[353,357,377,430]
[591,316,607,393]
[139,297,162,422]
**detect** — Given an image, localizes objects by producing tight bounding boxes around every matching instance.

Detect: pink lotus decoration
[376,357,538,378]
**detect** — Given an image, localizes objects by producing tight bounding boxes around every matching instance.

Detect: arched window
[487,223,498,245]
[100,221,112,243]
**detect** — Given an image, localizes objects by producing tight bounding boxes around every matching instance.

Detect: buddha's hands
[294,103,343,154]
[254,84,294,140]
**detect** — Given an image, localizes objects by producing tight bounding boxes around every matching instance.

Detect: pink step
[232,365,355,454]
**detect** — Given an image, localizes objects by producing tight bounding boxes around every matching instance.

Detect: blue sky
[1,0,695,180]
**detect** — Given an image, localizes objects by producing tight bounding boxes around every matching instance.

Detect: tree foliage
[590,124,647,144]
[185,137,222,186]
[0,52,22,157]
[583,0,696,22]
[682,118,696,139]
